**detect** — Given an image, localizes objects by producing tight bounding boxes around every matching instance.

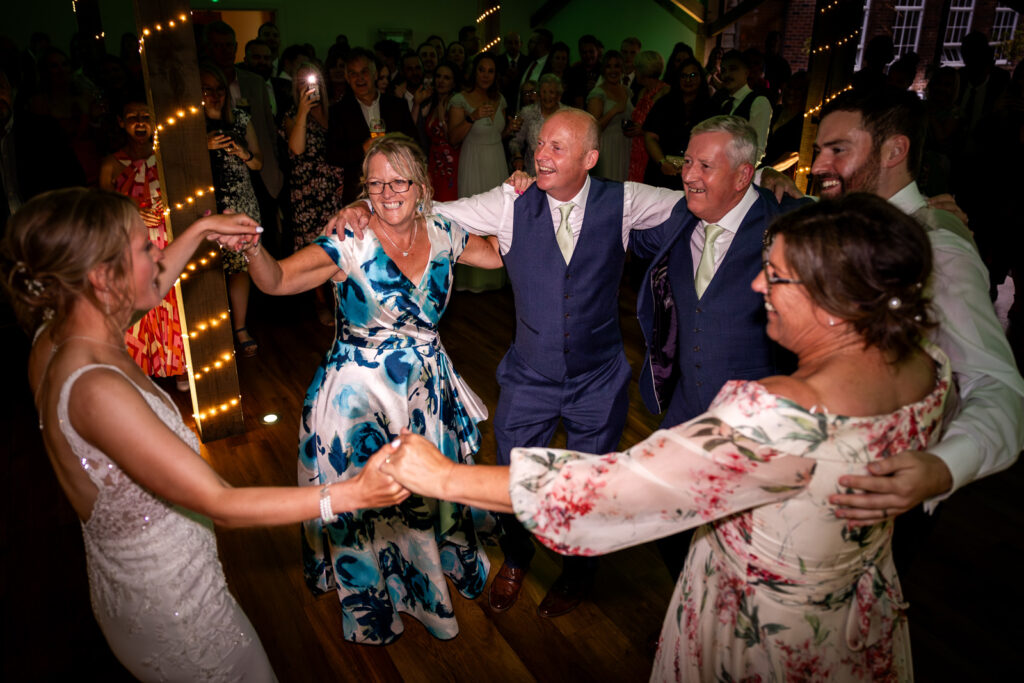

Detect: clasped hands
[374,428,454,500]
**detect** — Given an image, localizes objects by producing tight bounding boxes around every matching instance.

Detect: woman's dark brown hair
[765,192,934,361]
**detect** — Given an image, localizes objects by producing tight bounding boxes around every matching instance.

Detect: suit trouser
[493,345,631,574]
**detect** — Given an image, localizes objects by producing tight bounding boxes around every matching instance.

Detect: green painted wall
[3,1,696,74]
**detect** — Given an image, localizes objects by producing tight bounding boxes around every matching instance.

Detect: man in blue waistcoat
[435,109,686,616]
[631,116,805,576]
[327,113,684,616]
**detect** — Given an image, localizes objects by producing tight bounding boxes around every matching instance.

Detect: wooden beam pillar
[794,0,863,193]
[133,0,244,441]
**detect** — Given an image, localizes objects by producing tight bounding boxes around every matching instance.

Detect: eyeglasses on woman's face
[762,259,803,287]
[366,179,413,194]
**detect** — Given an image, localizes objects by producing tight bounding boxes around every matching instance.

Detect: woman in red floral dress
[99,98,187,389]
[420,62,461,202]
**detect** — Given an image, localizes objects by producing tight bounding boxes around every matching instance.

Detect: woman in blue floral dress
[379,196,953,680]
[239,134,502,644]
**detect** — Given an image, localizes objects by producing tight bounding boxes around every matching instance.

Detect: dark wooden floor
[3,273,1022,681]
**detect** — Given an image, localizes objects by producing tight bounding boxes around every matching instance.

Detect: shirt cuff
[923,432,976,513]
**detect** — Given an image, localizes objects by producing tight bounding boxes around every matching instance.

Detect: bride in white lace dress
[4,189,409,682]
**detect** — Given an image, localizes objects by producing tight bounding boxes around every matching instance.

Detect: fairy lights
[819,1,842,13]
[167,186,216,214]
[480,37,502,53]
[140,13,189,42]
[804,84,854,118]
[476,4,501,23]
[194,396,241,423]
[811,29,860,55]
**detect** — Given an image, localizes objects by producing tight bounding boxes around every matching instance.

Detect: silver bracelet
[319,485,338,524]
[241,240,262,264]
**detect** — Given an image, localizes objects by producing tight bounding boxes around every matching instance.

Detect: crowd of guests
[3,17,1024,683]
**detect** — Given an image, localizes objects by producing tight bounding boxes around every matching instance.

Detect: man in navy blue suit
[631,116,805,576]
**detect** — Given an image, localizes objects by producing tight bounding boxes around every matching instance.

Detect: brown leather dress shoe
[537,575,588,618]
[488,562,527,612]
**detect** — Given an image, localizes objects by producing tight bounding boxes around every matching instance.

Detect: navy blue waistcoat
[503,179,626,381]
[637,187,800,419]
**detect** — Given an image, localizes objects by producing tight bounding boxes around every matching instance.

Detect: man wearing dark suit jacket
[497,32,524,110]
[631,116,804,576]
[327,48,417,205]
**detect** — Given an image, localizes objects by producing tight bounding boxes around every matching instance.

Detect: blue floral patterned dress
[300,215,491,645]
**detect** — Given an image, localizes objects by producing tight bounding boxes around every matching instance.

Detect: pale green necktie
[694,223,725,298]
[555,203,575,264]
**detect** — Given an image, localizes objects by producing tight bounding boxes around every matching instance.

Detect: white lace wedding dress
[57,364,277,682]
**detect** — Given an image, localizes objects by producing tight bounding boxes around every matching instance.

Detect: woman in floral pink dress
[99,98,187,388]
[378,195,951,682]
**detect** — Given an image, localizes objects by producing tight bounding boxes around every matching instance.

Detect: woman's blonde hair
[359,133,433,215]
[1,188,139,335]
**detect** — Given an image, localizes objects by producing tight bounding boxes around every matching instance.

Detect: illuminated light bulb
[155,24,162,31]
[175,203,183,209]
[156,124,164,131]
[202,365,211,372]
[189,331,198,338]
[214,360,223,368]
[261,413,279,424]
[208,186,214,192]
[143,28,151,36]
[220,403,229,411]
[210,319,219,326]
[221,353,231,361]
[230,398,239,406]
[168,21,175,28]
[198,323,208,330]
[180,272,189,280]
[167,117,175,125]
[196,189,205,196]
[186,197,194,203]
[189,106,198,113]
[179,14,187,21]
[199,258,208,265]
[210,251,218,258]
[219,312,228,318]
[176,109,185,118]
[187,264,197,270]
[194,372,202,379]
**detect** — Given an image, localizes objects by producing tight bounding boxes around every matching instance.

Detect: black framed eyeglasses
[762,259,802,286]
[366,179,413,194]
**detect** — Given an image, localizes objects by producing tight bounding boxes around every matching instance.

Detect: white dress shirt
[432,176,683,254]
[358,94,382,129]
[889,181,1024,509]
[688,185,759,278]
[722,84,772,163]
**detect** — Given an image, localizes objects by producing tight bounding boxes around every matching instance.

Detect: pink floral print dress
[509,345,951,682]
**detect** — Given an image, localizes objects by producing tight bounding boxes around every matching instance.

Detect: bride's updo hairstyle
[1,188,139,334]
[764,192,934,362]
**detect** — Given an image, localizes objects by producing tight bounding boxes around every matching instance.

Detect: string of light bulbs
[819,1,842,14]
[804,84,854,118]
[811,29,859,55]
[476,4,501,23]
[480,37,502,53]
[140,13,190,41]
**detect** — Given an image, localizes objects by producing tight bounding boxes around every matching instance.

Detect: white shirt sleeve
[621,182,686,248]
[432,184,516,253]
[924,230,1024,511]
[749,96,773,163]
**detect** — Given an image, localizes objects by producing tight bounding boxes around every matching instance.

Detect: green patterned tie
[694,223,725,298]
[555,203,575,264]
